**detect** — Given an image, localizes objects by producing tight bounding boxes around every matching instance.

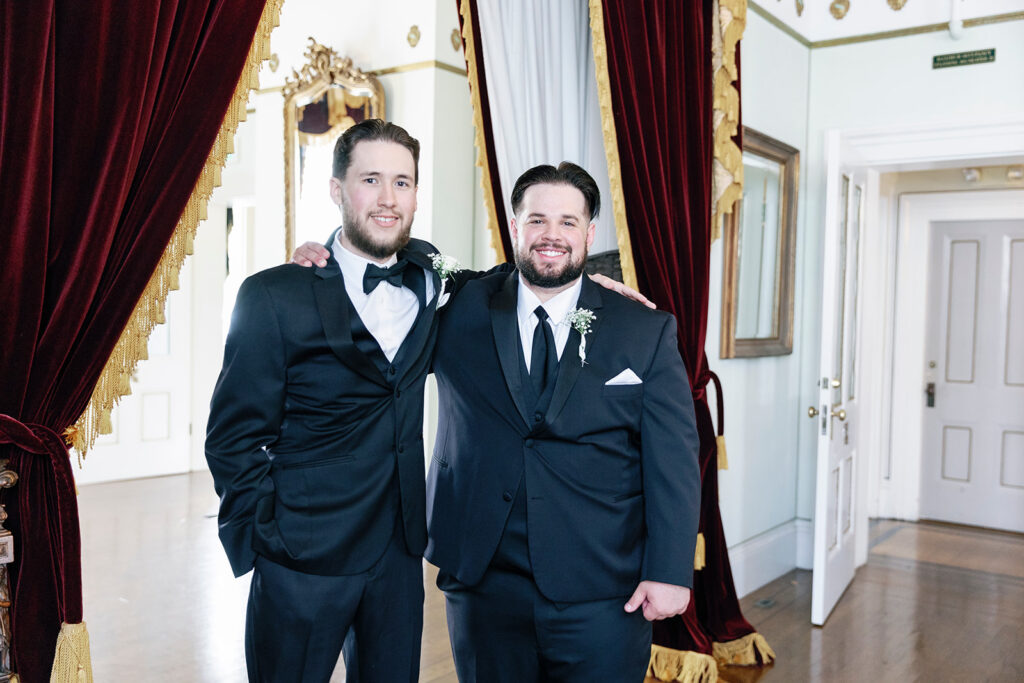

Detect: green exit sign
[933,48,995,69]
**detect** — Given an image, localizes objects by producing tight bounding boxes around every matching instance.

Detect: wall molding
[748,1,1024,50]
[727,519,800,597]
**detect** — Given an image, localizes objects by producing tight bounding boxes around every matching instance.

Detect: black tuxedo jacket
[206,235,446,578]
[425,272,700,602]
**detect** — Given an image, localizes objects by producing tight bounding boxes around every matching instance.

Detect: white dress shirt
[333,235,434,362]
[516,275,583,372]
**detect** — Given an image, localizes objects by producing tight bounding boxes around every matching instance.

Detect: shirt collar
[516,274,583,327]
[333,231,399,289]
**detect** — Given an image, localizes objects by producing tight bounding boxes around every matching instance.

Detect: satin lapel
[490,274,532,427]
[545,277,605,424]
[313,266,386,387]
[401,246,442,309]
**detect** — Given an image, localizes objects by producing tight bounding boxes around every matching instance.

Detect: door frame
[815,118,1024,572]
[882,189,1024,521]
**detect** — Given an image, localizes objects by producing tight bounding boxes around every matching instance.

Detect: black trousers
[245,524,423,683]
[439,484,651,682]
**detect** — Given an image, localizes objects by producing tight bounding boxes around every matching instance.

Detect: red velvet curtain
[0,2,268,678]
[598,0,760,657]
[456,0,512,262]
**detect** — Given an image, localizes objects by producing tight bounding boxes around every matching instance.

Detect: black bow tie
[363,259,409,294]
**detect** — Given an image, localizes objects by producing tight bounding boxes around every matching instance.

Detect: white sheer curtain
[477,0,616,254]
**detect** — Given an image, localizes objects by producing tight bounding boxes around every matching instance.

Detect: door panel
[921,220,1024,533]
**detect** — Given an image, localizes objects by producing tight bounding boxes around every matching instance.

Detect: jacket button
[389,366,397,375]
[502,491,513,502]
[524,438,535,448]
[533,412,543,423]
[398,444,404,453]
[395,389,402,398]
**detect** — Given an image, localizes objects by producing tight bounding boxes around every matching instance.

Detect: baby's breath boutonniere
[565,307,596,366]
[430,253,462,308]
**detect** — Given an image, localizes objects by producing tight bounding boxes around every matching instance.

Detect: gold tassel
[694,532,706,571]
[648,644,718,683]
[712,632,776,667]
[98,409,112,435]
[49,621,93,683]
[588,0,638,293]
[716,435,729,470]
[458,0,506,261]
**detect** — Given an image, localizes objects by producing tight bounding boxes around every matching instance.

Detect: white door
[920,219,1024,532]
[73,261,193,485]
[811,145,864,625]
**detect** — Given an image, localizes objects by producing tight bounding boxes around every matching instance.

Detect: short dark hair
[510,162,601,221]
[332,118,420,182]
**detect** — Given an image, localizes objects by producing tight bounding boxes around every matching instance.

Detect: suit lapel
[545,277,605,425]
[490,274,532,427]
[313,258,387,387]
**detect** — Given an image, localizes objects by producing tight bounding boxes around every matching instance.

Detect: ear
[510,217,519,244]
[586,221,596,249]
[329,176,343,206]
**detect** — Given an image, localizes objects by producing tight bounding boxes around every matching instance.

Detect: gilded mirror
[720,127,799,358]
[284,38,385,259]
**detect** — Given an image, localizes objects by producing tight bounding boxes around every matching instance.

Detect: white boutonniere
[564,307,596,366]
[430,253,463,308]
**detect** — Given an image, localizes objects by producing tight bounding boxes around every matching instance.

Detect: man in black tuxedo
[426,162,701,682]
[206,119,444,682]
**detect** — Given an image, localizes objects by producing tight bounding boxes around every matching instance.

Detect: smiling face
[330,139,418,262]
[511,182,596,298]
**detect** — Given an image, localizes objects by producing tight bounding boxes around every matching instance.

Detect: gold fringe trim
[588,0,638,292]
[694,531,706,571]
[711,0,746,243]
[716,434,729,470]
[712,632,776,667]
[49,621,93,683]
[459,0,506,262]
[67,0,284,460]
[648,644,718,683]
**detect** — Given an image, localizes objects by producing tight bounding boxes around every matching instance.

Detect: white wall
[709,10,810,558]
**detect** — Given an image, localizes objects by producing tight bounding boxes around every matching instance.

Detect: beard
[341,203,413,260]
[515,240,588,289]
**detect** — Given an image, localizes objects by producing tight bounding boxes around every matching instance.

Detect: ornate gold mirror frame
[720,127,799,358]
[283,38,385,259]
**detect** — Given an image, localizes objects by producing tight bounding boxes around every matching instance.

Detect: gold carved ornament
[711,0,746,243]
[888,0,908,9]
[282,39,385,259]
[830,0,850,20]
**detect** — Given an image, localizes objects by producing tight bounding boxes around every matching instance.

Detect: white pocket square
[605,368,642,385]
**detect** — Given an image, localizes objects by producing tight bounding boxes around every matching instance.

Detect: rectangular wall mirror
[720,127,799,358]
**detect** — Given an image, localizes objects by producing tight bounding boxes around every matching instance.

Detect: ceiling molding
[748,1,1024,50]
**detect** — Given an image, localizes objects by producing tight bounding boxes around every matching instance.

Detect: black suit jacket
[425,272,700,602]
[206,235,445,577]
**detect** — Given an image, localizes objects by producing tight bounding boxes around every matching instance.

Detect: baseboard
[726,520,799,598]
[795,518,813,570]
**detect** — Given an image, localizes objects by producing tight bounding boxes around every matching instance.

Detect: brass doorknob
[831,378,841,388]
[808,406,819,418]
[831,408,847,421]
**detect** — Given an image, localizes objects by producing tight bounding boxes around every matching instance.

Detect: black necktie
[363,259,409,294]
[530,307,558,396]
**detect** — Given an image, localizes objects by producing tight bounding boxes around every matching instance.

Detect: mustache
[530,241,572,253]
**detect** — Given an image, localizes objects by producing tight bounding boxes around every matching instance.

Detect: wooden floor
[75,471,1024,682]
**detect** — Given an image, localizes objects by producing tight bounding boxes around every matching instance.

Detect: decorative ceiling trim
[748,2,1024,49]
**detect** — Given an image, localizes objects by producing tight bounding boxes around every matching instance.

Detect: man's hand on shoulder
[588,273,656,309]
[624,581,691,621]
[292,241,330,267]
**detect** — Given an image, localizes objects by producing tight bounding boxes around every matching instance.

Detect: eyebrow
[360,171,414,181]
[527,212,579,221]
